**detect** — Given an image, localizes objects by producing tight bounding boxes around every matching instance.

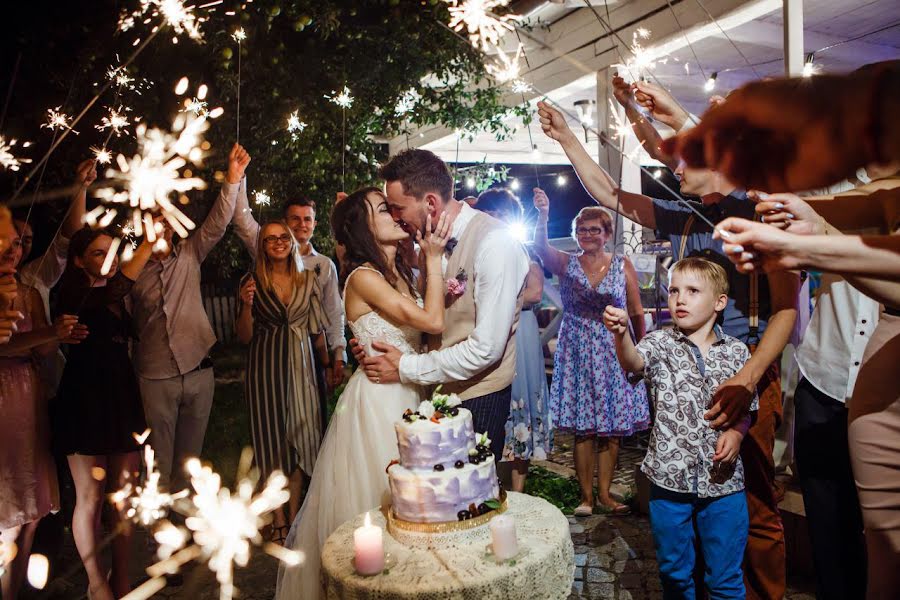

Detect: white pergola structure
[386,0,898,343]
[388,0,898,219]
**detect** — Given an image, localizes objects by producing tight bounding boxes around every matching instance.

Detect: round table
[320,492,575,600]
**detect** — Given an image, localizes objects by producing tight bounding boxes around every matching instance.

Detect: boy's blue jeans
[649,484,749,600]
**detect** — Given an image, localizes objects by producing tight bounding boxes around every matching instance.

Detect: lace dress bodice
[345,267,423,357]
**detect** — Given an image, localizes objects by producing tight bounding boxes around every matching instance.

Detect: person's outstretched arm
[537,101,657,228]
[532,187,570,277]
[602,305,645,373]
[612,76,679,171]
[230,176,260,260]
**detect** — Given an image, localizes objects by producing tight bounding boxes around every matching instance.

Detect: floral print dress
[549,254,650,436]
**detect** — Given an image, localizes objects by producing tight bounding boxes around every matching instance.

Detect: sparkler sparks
[180,456,301,600]
[42,107,78,134]
[325,86,354,109]
[183,97,209,117]
[111,444,188,526]
[232,27,246,42]
[286,110,307,137]
[444,0,519,52]
[91,146,113,165]
[93,110,209,259]
[394,88,421,117]
[608,99,633,141]
[119,0,206,41]
[511,79,532,94]
[485,43,524,83]
[96,106,131,136]
[0,136,32,172]
[253,190,271,207]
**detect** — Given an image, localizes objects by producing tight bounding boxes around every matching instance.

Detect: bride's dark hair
[331,187,417,294]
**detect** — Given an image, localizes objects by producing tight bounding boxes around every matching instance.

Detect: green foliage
[523,465,583,515]
[4,0,528,279]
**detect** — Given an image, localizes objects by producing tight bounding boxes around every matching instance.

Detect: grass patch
[201,380,250,484]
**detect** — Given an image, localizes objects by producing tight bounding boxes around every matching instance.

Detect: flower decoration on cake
[476,432,491,449]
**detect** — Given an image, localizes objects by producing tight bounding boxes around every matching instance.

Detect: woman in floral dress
[533,190,650,516]
[475,188,552,492]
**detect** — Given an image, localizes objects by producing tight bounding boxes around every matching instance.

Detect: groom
[354,149,529,460]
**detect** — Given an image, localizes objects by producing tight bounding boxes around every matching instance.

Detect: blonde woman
[236,220,326,544]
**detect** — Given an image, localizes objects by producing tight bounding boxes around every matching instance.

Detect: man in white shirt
[355,149,529,460]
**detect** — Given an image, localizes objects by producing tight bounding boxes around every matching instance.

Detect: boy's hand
[713,429,743,463]
[603,306,628,335]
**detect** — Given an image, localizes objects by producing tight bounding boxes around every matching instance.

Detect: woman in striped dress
[236,220,326,544]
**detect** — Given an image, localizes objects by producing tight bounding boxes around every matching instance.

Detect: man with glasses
[232,190,345,429]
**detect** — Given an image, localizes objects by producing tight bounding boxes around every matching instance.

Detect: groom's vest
[428,211,525,401]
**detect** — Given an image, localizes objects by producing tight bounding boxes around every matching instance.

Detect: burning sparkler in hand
[0,137,32,172]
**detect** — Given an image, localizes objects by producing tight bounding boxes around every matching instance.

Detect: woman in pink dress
[0,223,85,599]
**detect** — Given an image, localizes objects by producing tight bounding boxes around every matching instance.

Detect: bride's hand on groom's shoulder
[417,212,452,260]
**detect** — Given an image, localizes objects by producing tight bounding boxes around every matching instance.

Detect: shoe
[573,504,593,517]
[595,502,631,516]
[272,525,290,546]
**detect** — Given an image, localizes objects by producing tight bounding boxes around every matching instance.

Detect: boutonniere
[314,264,321,276]
[446,268,467,298]
[444,237,459,256]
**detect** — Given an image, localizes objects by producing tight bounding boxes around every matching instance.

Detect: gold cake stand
[387,489,508,535]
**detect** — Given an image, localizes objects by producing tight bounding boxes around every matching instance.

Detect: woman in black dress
[54,227,152,600]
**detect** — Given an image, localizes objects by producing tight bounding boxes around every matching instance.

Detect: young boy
[603,256,756,599]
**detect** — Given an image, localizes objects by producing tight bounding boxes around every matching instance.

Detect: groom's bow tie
[445,237,459,256]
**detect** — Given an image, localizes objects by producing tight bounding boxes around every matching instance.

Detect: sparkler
[511,79,532,94]
[608,99,633,141]
[286,110,307,138]
[444,0,519,52]
[96,106,131,136]
[0,136,32,172]
[253,190,271,207]
[42,106,78,134]
[91,146,113,165]
[112,443,188,526]
[232,27,246,42]
[119,0,206,42]
[485,43,524,83]
[183,97,209,117]
[325,86,354,109]
[394,88,421,117]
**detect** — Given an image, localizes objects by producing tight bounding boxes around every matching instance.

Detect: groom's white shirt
[398,201,529,385]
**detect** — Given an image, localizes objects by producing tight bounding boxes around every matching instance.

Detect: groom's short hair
[378,149,454,203]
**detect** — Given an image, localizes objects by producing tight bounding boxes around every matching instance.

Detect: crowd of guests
[0,58,896,600]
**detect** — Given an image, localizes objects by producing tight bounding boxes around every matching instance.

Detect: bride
[275,186,450,599]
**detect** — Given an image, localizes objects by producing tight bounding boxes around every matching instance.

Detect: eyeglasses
[263,234,292,246]
[575,227,606,236]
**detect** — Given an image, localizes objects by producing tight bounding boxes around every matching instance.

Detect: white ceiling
[413,0,900,166]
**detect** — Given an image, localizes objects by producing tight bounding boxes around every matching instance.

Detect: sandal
[272,525,290,546]
[595,502,631,516]
[573,504,593,517]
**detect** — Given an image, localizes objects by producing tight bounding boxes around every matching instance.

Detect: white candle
[353,512,384,575]
[489,514,518,560]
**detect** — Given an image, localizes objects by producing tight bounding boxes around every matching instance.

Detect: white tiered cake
[387,389,502,524]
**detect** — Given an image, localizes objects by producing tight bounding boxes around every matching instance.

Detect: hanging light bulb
[466,177,476,189]
[704,72,718,92]
[531,145,541,161]
[509,178,520,191]
[653,169,663,179]
[556,174,567,187]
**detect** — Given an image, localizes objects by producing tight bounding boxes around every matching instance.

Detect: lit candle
[489,514,518,560]
[353,512,384,575]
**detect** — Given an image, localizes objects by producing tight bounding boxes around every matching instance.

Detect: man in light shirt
[355,149,529,461]
[131,143,250,489]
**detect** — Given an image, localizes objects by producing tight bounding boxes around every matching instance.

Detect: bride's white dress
[275,267,423,600]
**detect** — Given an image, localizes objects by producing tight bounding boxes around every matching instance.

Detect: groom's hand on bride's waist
[362,341,402,384]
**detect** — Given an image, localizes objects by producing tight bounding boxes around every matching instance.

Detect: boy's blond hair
[671,256,729,297]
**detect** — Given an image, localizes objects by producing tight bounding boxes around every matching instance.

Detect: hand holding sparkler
[0,264,17,312]
[533,187,550,219]
[239,277,256,306]
[611,75,636,107]
[226,143,250,184]
[631,79,691,131]
[53,314,89,344]
[75,159,98,189]
[537,101,576,145]
[0,310,23,344]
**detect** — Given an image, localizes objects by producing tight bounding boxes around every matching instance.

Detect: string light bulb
[556,174,566,187]
[509,178,520,191]
[465,177,476,189]
[704,72,718,93]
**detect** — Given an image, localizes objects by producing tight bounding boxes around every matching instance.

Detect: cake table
[320,492,575,600]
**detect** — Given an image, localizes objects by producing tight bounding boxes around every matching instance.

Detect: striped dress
[245,271,325,479]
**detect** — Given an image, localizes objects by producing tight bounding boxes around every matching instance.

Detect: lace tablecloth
[320,492,574,600]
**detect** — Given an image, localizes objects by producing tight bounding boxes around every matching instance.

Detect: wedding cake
[387,388,503,524]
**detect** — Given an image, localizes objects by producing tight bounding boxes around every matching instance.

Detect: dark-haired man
[353,149,529,461]
[232,188,346,403]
